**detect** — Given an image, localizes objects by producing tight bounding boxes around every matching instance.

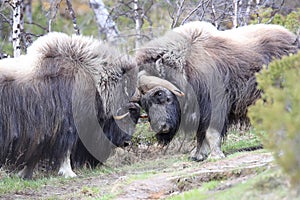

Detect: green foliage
[251,8,300,33]
[0,174,47,194]
[132,121,157,146]
[169,169,291,200]
[249,52,300,187]
[222,128,262,155]
[273,9,300,33]
[1,1,99,56]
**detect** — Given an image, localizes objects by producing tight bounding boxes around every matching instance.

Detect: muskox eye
[155,91,162,96]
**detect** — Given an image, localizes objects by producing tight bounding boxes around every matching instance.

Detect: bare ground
[0,149,281,200]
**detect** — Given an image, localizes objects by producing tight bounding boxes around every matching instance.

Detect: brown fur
[0,32,138,178]
[136,21,299,160]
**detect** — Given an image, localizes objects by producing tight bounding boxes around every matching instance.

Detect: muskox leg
[206,127,225,160]
[18,162,36,179]
[58,151,77,178]
[191,131,210,161]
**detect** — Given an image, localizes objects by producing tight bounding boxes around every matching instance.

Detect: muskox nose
[159,123,169,133]
[123,141,131,147]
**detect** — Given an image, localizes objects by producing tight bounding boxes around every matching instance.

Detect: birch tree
[89,0,119,42]
[165,0,287,29]
[133,0,142,48]
[103,0,154,48]
[232,0,239,28]
[11,0,23,57]
[66,0,80,35]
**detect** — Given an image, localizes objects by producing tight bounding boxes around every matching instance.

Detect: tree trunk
[232,0,239,28]
[133,0,142,49]
[89,0,119,42]
[244,0,253,26]
[12,0,24,57]
[66,0,80,35]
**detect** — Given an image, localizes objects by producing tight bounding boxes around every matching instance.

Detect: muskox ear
[155,58,165,76]
[119,58,137,75]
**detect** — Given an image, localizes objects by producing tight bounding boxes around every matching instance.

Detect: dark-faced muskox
[0,32,140,179]
[135,21,299,161]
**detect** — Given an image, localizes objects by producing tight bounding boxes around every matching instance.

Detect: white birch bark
[244,0,253,25]
[211,2,218,27]
[66,0,80,35]
[89,0,119,42]
[232,0,239,28]
[12,0,23,57]
[133,0,142,49]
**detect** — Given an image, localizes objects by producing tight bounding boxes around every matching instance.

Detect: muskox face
[96,93,140,147]
[107,61,140,146]
[140,86,181,145]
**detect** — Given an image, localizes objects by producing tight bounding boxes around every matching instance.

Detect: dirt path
[114,151,274,199]
[0,150,275,200]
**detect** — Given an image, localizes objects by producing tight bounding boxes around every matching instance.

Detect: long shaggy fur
[136,21,299,160]
[0,32,138,178]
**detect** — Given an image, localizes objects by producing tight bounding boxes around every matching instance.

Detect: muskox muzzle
[140,86,181,144]
[112,102,141,146]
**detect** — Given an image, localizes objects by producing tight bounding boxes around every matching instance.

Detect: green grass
[168,180,220,200]
[168,167,298,200]
[0,128,269,198]
[0,164,116,196]
[222,128,262,155]
[126,171,157,183]
[0,175,48,194]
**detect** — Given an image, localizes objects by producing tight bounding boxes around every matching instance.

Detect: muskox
[135,21,299,161]
[0,32,140,179]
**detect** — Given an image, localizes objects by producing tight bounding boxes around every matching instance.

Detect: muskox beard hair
[71,92,139,169]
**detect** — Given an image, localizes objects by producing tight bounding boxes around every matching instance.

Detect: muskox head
[72,53,141,164]
[101,58,140,147]
[132,71,183,145]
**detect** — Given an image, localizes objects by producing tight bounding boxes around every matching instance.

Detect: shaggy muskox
[135,21,299,161]
[0,32,140,179]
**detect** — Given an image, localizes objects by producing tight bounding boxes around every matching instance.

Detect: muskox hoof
[18,165,34,179]
[58,168,77,178]
[189,156,203,162]
[189,154,207,162]
[208,152,226,160]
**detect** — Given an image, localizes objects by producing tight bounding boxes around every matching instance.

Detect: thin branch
[46,0,62,32]
[24,21,48,32]
[266,0,285,24]
[171,0,185,28]
[181,0,210,25]
[199,0,211,21]
[0,12,12,26]
[65,0,80,35]
[117,33,151,41]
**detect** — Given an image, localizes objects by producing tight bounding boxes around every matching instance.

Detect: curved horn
[138,73,184,97]
[113,112,130,120]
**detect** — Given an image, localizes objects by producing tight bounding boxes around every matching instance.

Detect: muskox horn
[138,72,184,97]
[113,112,130,120]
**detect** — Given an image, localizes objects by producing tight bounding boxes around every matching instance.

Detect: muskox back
[0,32,139,178]
[137,21,299,161]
